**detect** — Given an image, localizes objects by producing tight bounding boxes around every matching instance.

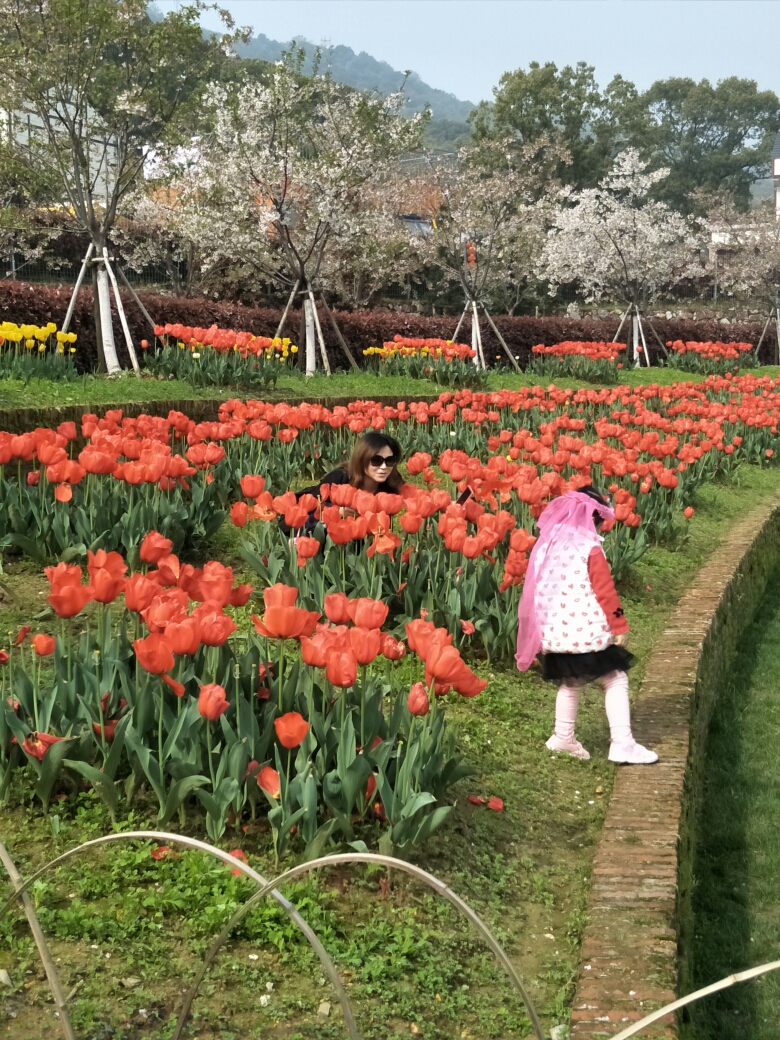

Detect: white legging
[553,669,632,744]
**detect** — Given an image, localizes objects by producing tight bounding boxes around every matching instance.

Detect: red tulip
[92,719,117,740]
[263,583,299,608]
[348,626,381,665]
[229,583,253,607]
[230,501,248,527]
[198,683,229,721]
[274,711,309,748]
[124,573,159,613]
[251,606,320,640]
[165,616,201,656]
[22,732,65,761]
[14,626,31,646]
[325,648,358,688]
[140,530,173,564]
[257,765,280,798]
[48,582,94,618]
[324,592,351,624]
[193,604,237,647]
[380,632,406,661]
[54,483,73,502]
[684,506,694,519]
[460,620,476,635]
[296,537,320,566]
[161,672,186,697]
[346,597,388,630]
[134,633,175,675]
[407,682,429,716]
[240,474,265,499]
[87,549,127,604]
[31,633,56,657]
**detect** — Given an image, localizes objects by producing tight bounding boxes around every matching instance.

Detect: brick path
[570,496,780,1039]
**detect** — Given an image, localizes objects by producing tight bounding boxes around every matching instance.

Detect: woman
[285,431,404,531]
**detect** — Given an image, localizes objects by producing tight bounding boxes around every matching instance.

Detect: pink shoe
[546,734,591,760]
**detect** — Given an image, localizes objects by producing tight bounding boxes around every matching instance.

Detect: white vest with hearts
[534,530,613,654]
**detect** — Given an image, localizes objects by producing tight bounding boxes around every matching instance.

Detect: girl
[516,485,657,765]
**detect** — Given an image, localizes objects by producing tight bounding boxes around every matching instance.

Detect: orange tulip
[263,583,299,608]
[324,592,351,624]
[325,648,358,688]
[251,606,320,640]
[257,765,280,798]
[198,683,228,721]
[346,597,388,630]
[165,616,201,656]
[134,633,175,675]
[140,530,173,564]
[124,573,160,613]
[274,711,309,748]
[193,604,237,647]
[407,682,429,716]
[348,626,381,665]
[47,582,94,618]
[31,633,56,656]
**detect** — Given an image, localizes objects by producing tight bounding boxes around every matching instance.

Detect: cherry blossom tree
[539,149,703,364]
[409,138,561,367]
[175,56,426,372]
[0,0,242,371]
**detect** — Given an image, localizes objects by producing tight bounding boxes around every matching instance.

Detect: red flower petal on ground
[227,848,249,876]
[468,795,487,806]
[487,796,504,812]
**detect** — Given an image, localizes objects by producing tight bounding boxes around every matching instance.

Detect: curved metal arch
[610,959,780,1040]
[0,831,359,1040]
[0,842,76,1040]
[171,851,546,1040]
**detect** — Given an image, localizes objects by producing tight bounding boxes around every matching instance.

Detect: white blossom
[540,149,704,308]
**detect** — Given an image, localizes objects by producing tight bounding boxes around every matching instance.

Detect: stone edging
[570,493,780,1038]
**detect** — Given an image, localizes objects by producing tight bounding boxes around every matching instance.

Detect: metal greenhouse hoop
[0,831,358,1040]
[170,851,546,1040]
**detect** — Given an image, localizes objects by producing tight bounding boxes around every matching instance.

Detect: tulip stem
[206,720,216,790]
[33,654,40,732]
[360,665,367,750]
[158,680,166,799]
[277,640,285,712]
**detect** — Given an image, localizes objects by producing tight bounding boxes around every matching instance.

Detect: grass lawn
[689,564,780,1039]
[0,364,776,412]
[2,463,780,1039]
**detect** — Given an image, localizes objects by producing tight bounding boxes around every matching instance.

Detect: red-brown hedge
[1,280,776,373]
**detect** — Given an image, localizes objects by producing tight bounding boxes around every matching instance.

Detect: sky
[154,0,780,105]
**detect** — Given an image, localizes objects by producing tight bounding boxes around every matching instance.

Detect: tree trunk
[304,298,317,377]
[96,266,122,375]
[92,263,105,373]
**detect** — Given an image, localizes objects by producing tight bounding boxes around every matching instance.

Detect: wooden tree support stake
[274,279,300,342]
[451,301,470,343]
[636,310,651,368]
[317,293,360,371]
[61,242,95,334]
[115,264,157,331]
[307,286,331,376]
[754,304,777,365]
[611,303,632,345]
[480,303,521,373]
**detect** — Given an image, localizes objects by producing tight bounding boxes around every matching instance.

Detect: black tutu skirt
[541,646,635,684]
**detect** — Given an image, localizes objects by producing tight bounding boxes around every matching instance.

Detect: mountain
[237,33,475,125]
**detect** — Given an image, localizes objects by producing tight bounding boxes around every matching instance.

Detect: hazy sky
[155,0,780,104]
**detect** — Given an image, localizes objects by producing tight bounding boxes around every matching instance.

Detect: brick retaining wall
[570,494,780,1039]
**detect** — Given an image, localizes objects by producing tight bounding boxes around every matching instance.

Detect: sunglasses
[369,453,398,468]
